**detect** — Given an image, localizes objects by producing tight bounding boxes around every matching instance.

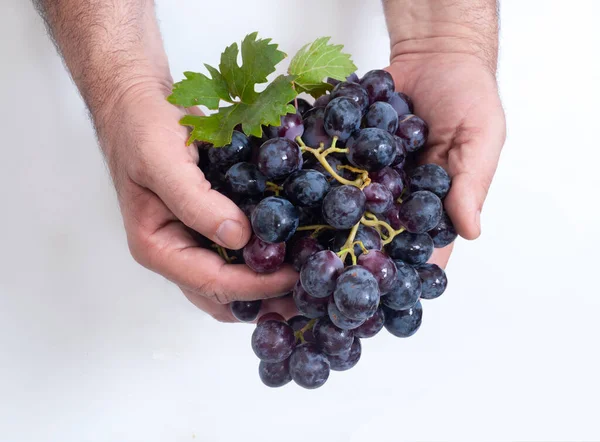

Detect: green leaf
[289,37,357,98]
[167,66,230,109]
[181,75,297,147]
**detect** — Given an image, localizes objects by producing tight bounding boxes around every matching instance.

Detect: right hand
[96,83,298,322]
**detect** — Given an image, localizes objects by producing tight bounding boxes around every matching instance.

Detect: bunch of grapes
[197,70,457,389]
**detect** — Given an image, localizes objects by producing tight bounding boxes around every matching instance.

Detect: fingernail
[215,219,244,248]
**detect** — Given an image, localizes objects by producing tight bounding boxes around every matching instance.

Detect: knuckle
[175,178,212,228]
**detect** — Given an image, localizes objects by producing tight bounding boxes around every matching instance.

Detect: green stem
[294,318,318,343]
[337,222,361,264]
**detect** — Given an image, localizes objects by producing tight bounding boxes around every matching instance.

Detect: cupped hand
[97,84,298,322]
[386,52,506,267]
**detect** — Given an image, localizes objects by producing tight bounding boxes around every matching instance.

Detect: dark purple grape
[288,235,324,271]
[243,236,286,274]
[357,250,398,294]
[207,131,251,170]
[354,307,385,338]
[396,115,429,153]
[334,266,380,321]
[382,260,422,310]
[251,320,296,362]
[397,190,443,234]
[383,203,402,230]
[251,196,299,243]
[386,232,434,265]
[266,111,305,141]
[327,72,359,87]
[330,81,369,113]
[259,359,292,388]
[301,107,332,147]
[415,263,448,300]
[428,212,458,248]
[333,225,382,257]
[289,344,330,389]
[391,135,406,168]
[328,337,361,371]
[369,166,405,198]
[225,162,267,196]
[258,312,285,324]
[204,165,227,191]
[346,128,396,171]
[409,164,451,198]
[387,92,412,116]
[313,94,331,108]
[313,316,354,355]
[360,70,395,104]
[363,182,394,214]
[294,98,312,116]
[283,169,330,207]
[288,315,317,344]
[293,281,329,319]
[322,185,366,229]
[365,101,399,134]
[257,138,303,179]
[384,301,423,338]
[300,250,344,298]
[230,300,262,322]
[238,198,259,219]
[328,298,365,330]
[324,97,362,142]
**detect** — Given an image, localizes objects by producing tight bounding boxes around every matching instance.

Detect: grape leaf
[167,66,230,109]
[181,75,297,147]
[288,37,357,98]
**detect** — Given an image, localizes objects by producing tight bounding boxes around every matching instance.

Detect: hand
[97,83,298,322]
[386,50,506,268]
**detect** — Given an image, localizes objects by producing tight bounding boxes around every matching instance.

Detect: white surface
[1,0,600,441]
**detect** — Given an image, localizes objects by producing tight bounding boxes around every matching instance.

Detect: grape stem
[294,318,318,344]
[296,224,334,238]
[336,222,360,264]
[266,181,282,196]
[360,212,405,245]
[211,244,235,263]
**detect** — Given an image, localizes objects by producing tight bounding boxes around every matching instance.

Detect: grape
[294,98,313,116]
[313,316,354,355]
[383,301,423,338]
[396,114,429,153]
[238,198,259,219]
[382,260,422,311]
[354,307,385,338]
[251,320,296,362]
[386,232,434,265]
[415,263,448,300]
[243,236,286,274]
[289,344,330,389]
[391,135,406,168]
[258,312,285,324]
[230,300,262,322]
[369,166,404,198]
[330,81,370,113]
[365,101,399,134]
[266,110,305,141]
[259,359,292,388]
[288,315,317,344]
[327,298,366,330]
[301,107,332,147]
[383,203,402,230]
[328,337,361,371]
[257,137,303,179]
[251,196,299,243]
[327,72,359,87]
[357,250,398,294]
[204,165,227,191]
[363,182,394,214]
[293,281,329,319]
[409,164,451,198]
[334,265,380,321]
[208,130,251,170]
[387,92,412,116]
[346,128,396,171]
[283,169,330,207]
[333,225,382,257]
[323,97,362,142]
[300,250,344,298]
[322,185,366,229]
[428,212,458,248]
[397,190,443,234]
[360,69,395,104]
[288,235,324,271]
[225,162,267,196]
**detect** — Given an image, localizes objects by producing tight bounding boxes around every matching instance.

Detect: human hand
[97,83,298,322]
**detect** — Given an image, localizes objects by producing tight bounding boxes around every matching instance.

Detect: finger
[428,243,453,269]
[261,296,298,320]
[180,287,238,323]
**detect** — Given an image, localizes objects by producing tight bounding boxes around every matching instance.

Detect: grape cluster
[197,70,458,389]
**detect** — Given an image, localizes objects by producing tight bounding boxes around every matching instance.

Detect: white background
[1,0,599,441]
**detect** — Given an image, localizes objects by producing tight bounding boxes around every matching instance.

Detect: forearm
[33,0,171,125]
[382,0,499,71]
